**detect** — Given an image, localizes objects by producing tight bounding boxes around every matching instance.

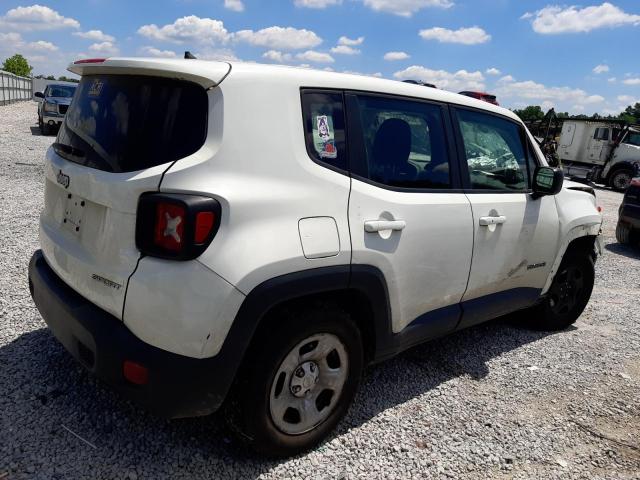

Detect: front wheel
[527,253,595,331]
[609,168,633,192]
[226,305,363,457]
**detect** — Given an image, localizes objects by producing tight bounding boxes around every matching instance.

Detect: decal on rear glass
[88,78,104,97]
[315,115,337,159]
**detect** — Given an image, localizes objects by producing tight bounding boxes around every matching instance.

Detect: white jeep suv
[29,58,603,456]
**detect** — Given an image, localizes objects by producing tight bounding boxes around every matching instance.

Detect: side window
[456,109,530,191]
[301,91,347,171]
[349,95,451,189]
[594,128,609,141]
[623,132,640,147]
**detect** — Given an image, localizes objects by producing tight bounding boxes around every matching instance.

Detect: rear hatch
[40,58,230,319]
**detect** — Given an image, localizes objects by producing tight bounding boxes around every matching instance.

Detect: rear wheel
[609,168,633,192]
[527,253,595,331]
[226,304,363,457]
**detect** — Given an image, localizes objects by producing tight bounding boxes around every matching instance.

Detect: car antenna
[184,51,197,59]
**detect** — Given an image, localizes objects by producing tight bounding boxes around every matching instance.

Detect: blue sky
[1,0,639,114]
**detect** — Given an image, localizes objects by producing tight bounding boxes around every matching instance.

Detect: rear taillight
[631,178,640,187]
[136,193,221,260]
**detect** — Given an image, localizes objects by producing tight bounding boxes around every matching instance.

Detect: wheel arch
[541,228,600,295]
[222,265,391,392]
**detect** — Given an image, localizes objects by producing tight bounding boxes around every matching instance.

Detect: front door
[346,93,474,338]
[451,107,560,329]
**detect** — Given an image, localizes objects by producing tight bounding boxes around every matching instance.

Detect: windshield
[55,74,208,173]
[46,85,76,98]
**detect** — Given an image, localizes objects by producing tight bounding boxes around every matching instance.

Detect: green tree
[57,75,79,83]
[513,105,545,122]
[1,54,33,77]
[620,103,640,124]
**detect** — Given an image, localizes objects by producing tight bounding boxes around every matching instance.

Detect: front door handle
[479,215,507,226]
[364,220,406,233]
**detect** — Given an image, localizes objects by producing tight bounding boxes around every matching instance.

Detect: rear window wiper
[53,142,85,158]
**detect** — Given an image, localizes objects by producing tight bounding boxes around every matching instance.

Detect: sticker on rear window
[88,78,104,97]
[314,115,337,159]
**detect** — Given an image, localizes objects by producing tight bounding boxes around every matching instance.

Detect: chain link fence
[0,70,33,106]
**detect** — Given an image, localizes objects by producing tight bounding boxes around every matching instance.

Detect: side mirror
[532,166,563,197]
[34,92,44,102]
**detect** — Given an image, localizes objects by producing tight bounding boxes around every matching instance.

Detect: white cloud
[608,77,617,83]
[419,26,491,44]
[618,95,638,104]
[0,4,79,31]
[485,67,501,75]
[88,41,119,56]
[234,26,322,50]
[194,48,240,62]
[338,35,364,46]
[623,77,640,85]
[362,0,453,17]
[0,32,23,44]
[523,2,640,34]
[27,40,58,52]
[224,0,245,12]
[140,46,177,58]
[384,51,410,61]
[296,50,335,63]
[494,79,605,110]
[73,30,115,42]
[294,0,343,8]
[138,16,230,44]
[262,50,293,63]
[331,45,360,55]
[394,65,485,91]
[593,64,610,74]
[343,70,383,78]
[78,30,115,43]
[498,74,515,83]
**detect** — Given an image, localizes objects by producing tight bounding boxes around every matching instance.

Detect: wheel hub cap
[290,361,319,397]
[269,333,349,435]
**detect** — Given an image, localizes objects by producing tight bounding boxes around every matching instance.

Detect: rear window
[55,75,208,173]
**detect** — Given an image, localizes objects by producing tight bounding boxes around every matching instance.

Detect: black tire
[226,303,363,457]
[609,168,633,192]
[616,221,632,244]
[527,252,595,331]
[40,119,52,136]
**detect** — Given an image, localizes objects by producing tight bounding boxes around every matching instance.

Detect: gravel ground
[1,101,639,480]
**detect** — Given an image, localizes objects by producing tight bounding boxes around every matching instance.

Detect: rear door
[346,93,473,337]
[39,71,216,319]
[451,107,560,329]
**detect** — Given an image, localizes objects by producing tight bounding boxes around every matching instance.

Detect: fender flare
[541,223,601,295]
[218,264,391,391]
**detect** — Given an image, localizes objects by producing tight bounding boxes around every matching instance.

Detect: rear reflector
[74,58,107,64]
[123,360,149,385]
[195,212,215,244]
[631,178,640,187]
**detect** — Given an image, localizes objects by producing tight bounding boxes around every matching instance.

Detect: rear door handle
[479,216,507,226]
[364,220,406,232]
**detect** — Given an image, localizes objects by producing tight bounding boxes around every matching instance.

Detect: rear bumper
[28,250,234,418]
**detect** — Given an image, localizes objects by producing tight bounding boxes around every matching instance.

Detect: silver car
[34,83,77,135]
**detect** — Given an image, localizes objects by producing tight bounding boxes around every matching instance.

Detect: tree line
[513,104,639,125]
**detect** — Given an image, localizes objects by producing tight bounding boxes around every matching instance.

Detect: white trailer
[558,119,640,191]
